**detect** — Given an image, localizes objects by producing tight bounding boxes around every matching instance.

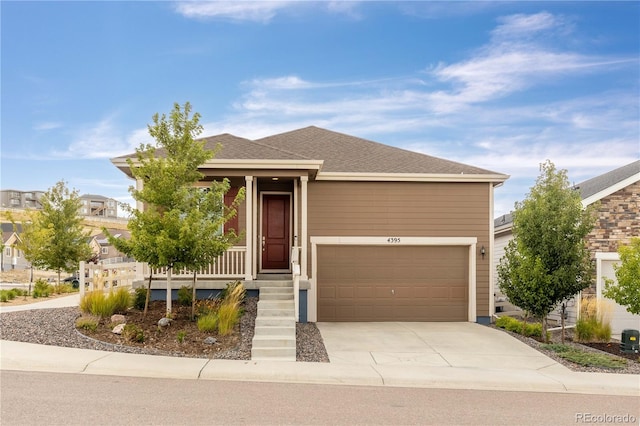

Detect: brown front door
[261,194,291,270]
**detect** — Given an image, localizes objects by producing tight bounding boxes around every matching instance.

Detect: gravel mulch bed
[0,297,329,363]
[493,326,640,375]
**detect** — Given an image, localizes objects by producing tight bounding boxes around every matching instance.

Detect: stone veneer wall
[585,181,640,254]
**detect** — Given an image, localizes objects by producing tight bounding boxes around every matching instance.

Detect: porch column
[135,179,144,212]
[244,176,253,281]
[300,175,309,280]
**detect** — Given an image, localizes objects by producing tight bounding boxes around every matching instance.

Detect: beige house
[112,126,508,323]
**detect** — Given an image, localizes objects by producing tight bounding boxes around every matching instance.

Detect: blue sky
[1,1,638,217]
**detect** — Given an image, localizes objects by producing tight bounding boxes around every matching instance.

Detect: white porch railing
[151,246,247,279]
[291,246,301,322]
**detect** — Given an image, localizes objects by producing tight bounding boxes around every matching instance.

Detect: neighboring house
[0,190,45,210]
[0,190,118,218]
[112,126,508,323]
[494,160,640,336]
[79,194,118,218]
[1,223,28,271]
[93,229,132,263]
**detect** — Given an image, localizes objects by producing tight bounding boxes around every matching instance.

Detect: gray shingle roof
[494,160,640,228]
[254,126,498,174]
[573,160,640,200]
[113,125,504,176]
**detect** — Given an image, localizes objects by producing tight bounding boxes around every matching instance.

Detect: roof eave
[315,172,510,184]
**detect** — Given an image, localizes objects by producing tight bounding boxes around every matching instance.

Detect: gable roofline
[577,160,640,206]
[494,160,640,231]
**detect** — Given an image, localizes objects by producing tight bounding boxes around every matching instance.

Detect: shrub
[222,281,246,305]
[80,288,132,318]
[195,297,219,317]
[54,283,76,294]
[177,286,192,306]
[197,313,218,332]
[75,316,99,332]
[110,287,132,314]
[176,330,187,343]
[33,279,52,298]
[133,287,147,310]
[122,324,144,343]
[0,291,8,302]
[495,316,546,338]
[217,302,240,335]
[575,296,612,343]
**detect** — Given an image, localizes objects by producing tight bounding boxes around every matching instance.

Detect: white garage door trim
[595,251,640,337]
[309,236,478,322]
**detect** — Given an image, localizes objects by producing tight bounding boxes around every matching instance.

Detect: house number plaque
[387,237,401,243]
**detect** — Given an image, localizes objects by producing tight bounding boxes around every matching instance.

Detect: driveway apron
[316,322,561,371]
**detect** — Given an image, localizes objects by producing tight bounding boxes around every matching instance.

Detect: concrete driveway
[316,322,561,371]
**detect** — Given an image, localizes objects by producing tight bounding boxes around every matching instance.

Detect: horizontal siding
[308,181,492,317]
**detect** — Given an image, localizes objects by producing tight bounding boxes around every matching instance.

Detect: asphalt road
[1,371,638,425]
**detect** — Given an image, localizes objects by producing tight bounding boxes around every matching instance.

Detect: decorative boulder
[158,317,172,327]
[111,314,126,325]
[204,336,217,345]
[112,323,125,335]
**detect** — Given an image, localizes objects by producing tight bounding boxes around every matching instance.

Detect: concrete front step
[255,316,295,327]
[253,326,295,336]
[251,347,296,361]
[260,292,293,301]
[252,281,296,362]
[258,300,294,310]
[254,280,292,288]
[252,335,296,348]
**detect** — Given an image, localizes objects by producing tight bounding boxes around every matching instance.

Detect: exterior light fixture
[272,177,279,181]
[480,245,486,259]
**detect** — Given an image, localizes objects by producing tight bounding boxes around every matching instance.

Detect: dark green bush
[33,279,52,298]
[177,286,192,306]
[495,316,546,338]
[122,324,144,343]
[133,288,147,310]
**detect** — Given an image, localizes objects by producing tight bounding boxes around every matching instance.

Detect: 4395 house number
[387,237,401,243]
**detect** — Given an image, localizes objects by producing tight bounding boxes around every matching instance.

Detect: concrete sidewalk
[0,297,638,396]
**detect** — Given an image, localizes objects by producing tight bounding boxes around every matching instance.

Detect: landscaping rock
[112,323,125,335]
[204,336,217,345]
[157,317,172,327]
[111,314,126,325]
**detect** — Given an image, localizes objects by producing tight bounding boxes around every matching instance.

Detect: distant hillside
[0,208,129,235]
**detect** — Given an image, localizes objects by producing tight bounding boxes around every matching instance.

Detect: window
[4,247,10,257]
[101,247,109,255]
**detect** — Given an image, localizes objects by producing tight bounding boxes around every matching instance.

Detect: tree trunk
[143,270,153,320]
[191,271,197,321]
[542,316,549,342]
[561,302,566,343]
[166,267,173,316]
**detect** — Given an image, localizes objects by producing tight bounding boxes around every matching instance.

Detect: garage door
[317,245,468,321]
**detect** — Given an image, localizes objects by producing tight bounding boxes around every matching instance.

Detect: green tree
[497,160,597,340]
[108,102,243,316]
[603,238,640,315]
[176,179,245,320]
[16,181,92,286]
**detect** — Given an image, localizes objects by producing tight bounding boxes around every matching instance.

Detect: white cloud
[56,115,151,160]
[33,121,63,131]
[174,1,298,23]
[173,1,363,23]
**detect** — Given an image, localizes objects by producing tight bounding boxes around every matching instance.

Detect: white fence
[79,246,247,295]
